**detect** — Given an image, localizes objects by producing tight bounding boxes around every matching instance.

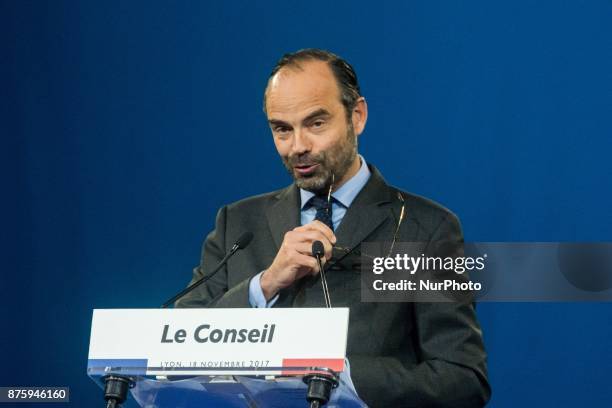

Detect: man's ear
[351,97,368,136]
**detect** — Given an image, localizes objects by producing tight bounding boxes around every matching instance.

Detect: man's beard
[282,126,358,194]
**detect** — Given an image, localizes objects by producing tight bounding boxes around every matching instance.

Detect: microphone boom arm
[161,232,253,308]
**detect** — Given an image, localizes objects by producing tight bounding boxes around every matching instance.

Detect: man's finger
[305,220,337,244]
[293,241,332,258]
[293,253,321,275]
[292,230,333,247]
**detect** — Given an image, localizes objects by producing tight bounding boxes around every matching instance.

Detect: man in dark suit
[176,49,490,407]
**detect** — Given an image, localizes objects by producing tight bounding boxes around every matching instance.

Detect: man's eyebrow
[302,109,331,123]
[268,109,331,127]
[268,119,291,127]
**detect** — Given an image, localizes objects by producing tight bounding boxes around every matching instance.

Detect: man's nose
[291,128,311,155]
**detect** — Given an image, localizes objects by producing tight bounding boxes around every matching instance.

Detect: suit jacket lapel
[265,165,397,255]
[266,165,400,306]
[333,165,396,254]
[266,184,301,250]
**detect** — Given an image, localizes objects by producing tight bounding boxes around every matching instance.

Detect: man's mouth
[294,163,319,176]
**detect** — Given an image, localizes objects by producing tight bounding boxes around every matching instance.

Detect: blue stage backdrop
[3,1,612,406]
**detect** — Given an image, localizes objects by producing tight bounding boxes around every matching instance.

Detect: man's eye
[311,120,325,128]
[275,126,290,133]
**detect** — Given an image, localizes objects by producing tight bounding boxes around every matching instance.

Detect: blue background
[2,1,611,406]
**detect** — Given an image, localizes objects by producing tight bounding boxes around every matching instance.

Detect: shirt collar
[300,155,371,209]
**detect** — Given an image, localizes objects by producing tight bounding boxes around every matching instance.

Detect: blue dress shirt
[249,155,371,308]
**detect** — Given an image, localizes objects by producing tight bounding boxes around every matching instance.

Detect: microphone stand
[304,241,339,407]
[161,231,253,308]
[98,233,253,407]
[161,245,236,308]
[103,376,132,408]
[312,240,332,308]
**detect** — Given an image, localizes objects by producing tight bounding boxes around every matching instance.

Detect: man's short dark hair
[264,48,361,120]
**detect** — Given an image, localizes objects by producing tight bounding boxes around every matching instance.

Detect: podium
[87,308,367,407]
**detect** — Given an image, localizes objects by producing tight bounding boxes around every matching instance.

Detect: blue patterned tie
[308,195,334,231]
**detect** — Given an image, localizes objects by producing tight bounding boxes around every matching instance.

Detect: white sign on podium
[88,308,349,377]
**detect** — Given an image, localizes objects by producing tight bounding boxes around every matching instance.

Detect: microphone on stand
[305,241,337,408]
[161,231,254,308]
[312,240,331,309]
[101,232,254,408]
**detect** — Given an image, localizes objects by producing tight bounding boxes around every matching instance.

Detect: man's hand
[260,220,336,300]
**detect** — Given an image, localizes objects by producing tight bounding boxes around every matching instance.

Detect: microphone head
[235,231,254,250]
[312,241,325,257]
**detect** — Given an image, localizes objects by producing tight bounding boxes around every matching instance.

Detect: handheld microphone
[307,241,336,408]
[312,241,331,308]
[162,231,254,308]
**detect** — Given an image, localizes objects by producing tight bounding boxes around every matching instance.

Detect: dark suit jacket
[176,165,491,407]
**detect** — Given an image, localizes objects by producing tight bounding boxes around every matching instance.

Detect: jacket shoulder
[369,164,459,227]
[224,187,287,213]
[391,187,461,233]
